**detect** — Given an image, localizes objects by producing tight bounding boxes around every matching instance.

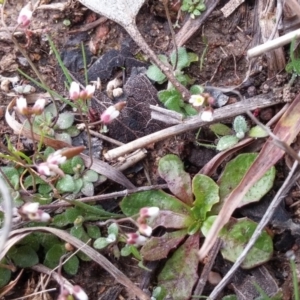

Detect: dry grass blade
[5,227,150,300]
[198,92,300,260]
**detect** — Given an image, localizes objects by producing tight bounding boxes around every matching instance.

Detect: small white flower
[28,209,51,222]
[32,98,46,115]
[126,232,148,246]
[17,3,33,27]
[69,81,80,100]
[72,285,88,300]
[85,85,95,98]
[189,94,205,107]
[36,162,53,176]
[201,110,213,122]
[21,202,39,214]
[139,207,160,219]
[47,150,67,165]
[100,106,120,124]
[16,96,28,115]
[138,224,153,237]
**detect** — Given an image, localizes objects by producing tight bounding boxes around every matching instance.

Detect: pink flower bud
[16,96,28,115]
[100,106,120,124]
[85,85,95,99]
[17,3,33,28]
[126,233,147,246]
[201,109,214,122]
[36,162,53,176]
[21,202,39,214]
[47,150,67,165]
[69,82,80,101]
[139,207,160,219]
[72,285,88,300]
[138,224,152,237]
[32,98,46,115]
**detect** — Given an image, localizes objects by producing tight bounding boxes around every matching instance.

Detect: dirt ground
[2,0,300,299]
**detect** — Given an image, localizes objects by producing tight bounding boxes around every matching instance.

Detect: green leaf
[71,156,85,172]
[249,125,269,138]
[158,234,199,300]
[56,175,76,193]
[108,223,119,236]
[187,52,199,64]
[0,259,11,288]
[146,54,168,84]
[158,154,193,205]
[191,174,219,221]
[187,221,201,235]
[210,123,232,136]
[93,237,113,249]
[70,225,90,242]
[82,170,98,182]
[120,245,132,256]
[216,135,239,151]
[149,210,193,230]
[63,255,79,275]
[24,174,45,189]
[152,286,168,300]
[56,112,74,129]
[18,233,40,251]
[37,232,61,251]
[55,132,72,144]
[81,181,94,197]
[65,126,80,137]
[164,96,185,114]
[220,218,273,269]
[158,89,181,104]
[201,215,225,237]
[1,166,19,190]
[218,153,276,207]
[73,178,84,194]
[170,47,191,70]
[52,213,69,227]
[183,104,198,116]
[190,84,204,94]
[86,224,101,239]
[8,246,39,268]
[44,244,65,269]
[38,184,52,195]
[141,230,187,261]
[120,190,191,217]
[233,116,248,134]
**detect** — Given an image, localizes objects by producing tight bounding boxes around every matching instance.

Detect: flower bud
[69,81,80,101]
[32,98,46,115]
[138,224,152,237]
[139,207,160,219]
[17,3,33,28]
[72,285,88,300]
[100,106,120,124]
[16,96,29,115]
[126,232,147,246]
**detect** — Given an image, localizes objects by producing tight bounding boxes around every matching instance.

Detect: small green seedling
[209,115,268,151]
[181,0,206,19]
[147,47,202,116]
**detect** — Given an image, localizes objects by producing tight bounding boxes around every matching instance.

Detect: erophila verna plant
[146,47,214,120]
[180,0,206,19]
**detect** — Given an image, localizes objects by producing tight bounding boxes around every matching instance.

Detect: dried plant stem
[40,184,168,209]
[105,92,281,161]
[125,22,191,101]
[247,27,300,58]
[209,152,300,299]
